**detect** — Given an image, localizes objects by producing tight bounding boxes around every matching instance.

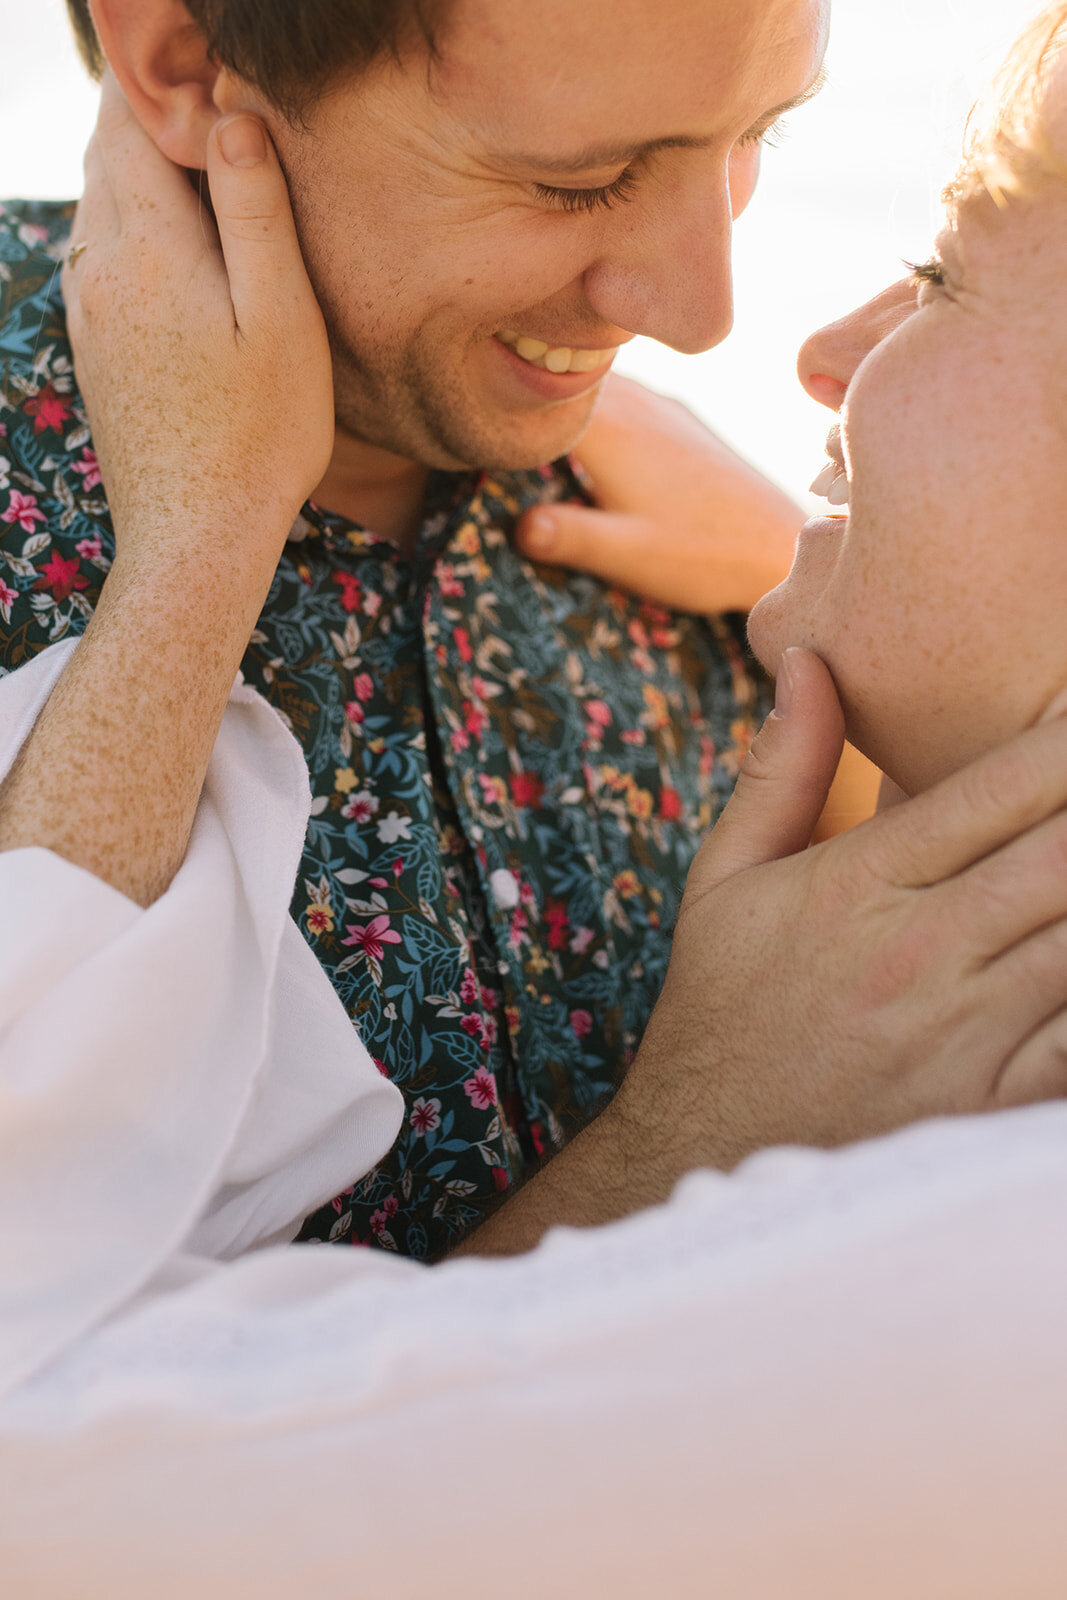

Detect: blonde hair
[949,4,1067,208]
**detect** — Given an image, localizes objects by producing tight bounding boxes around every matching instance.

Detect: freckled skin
[749,184,1067,795]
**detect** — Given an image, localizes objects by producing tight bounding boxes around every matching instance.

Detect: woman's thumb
[692,648,846,889]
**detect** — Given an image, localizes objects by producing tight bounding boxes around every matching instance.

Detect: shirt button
[489,868,520,910]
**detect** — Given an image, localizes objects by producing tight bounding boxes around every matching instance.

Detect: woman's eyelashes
[908,256,947,289]
[533,116,790,216]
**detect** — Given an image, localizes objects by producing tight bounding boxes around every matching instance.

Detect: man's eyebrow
[491,69,828,174]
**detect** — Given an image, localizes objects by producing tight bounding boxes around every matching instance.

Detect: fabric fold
[0,643,403,1397]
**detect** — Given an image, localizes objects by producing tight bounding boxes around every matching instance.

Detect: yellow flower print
[334,766,358,794]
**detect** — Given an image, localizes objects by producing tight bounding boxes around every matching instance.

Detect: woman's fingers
[92,71,200,231]
[206,115,324,343]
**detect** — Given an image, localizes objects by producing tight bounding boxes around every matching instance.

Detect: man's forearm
[0,551,275,907]
[455,1070,731,1256]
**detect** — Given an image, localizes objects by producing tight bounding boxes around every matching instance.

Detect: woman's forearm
[0,550,276,906]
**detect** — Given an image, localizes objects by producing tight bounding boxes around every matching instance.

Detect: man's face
[230,0,828,472]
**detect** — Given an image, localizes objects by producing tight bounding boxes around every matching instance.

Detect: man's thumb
[694,648,846,888]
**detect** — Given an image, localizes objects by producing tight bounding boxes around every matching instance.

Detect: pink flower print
[353,672,374,702]
[570,1009,593,1039]
[3,491,46,533]
[392,858,403,879]
[75,533,104,562]
[363,590,382,618]
[72,447,102,490]
[463,700,488,737]
[344,699,365,725]
[450,727,470,753]
[437,562,464,597]
[33,551,88,601]
[460,1013,483,1038]
[480,1015,498,1049]
[0,576,17,622]
[369,1209,389,1236]
[373,1056,390,1077]
[332,571,363,612]
[459,968,480,1005]
[342,789,379,823]
[586,699,612,727]
[22,382,71,436]
[341,914,402,962]
[382,1195,399,1218]
[410,1097,442,1136]
[570,927,595,955]
[463,1066,498,1111]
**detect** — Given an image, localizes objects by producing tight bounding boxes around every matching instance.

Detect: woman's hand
[0,78,336,907]
[515,373,804,614]
[62,72,334,589]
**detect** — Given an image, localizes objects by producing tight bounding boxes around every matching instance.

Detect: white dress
[1,642,1066,1599]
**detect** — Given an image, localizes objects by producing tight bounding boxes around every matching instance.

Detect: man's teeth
[497,329,614,375]
[810,459,850,507]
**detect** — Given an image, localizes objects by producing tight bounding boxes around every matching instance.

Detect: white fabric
[1,645,1067,1598]
[0,642,404,1391]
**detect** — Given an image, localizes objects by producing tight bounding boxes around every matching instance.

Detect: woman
[3,8,1067,1594]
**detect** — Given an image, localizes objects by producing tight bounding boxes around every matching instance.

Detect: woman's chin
[746,581,793,678]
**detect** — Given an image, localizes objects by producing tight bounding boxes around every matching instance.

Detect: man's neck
[313,431,430,558]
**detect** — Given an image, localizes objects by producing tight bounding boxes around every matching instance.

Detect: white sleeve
[0,642,403,1395]
[2,1105,1067,1598]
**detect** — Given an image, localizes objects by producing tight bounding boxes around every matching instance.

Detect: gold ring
[67,242,88,268]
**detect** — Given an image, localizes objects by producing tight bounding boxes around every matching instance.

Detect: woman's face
[748,172,1067,795]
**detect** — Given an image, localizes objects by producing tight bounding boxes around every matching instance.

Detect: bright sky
[0,0,1041,505]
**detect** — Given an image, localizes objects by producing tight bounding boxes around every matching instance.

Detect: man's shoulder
[0,200,109,673]
[0,200,75,350]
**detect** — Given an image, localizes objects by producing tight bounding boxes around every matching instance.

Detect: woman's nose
[798,276,921,410]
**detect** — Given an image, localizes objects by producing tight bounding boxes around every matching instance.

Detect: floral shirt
[0,199,770,1258]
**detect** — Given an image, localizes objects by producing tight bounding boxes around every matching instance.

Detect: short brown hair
[64,0,444,119]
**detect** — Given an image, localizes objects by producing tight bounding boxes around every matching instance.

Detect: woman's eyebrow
[489,69,828,175]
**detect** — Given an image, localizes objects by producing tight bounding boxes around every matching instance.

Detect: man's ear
[88,0,235,169]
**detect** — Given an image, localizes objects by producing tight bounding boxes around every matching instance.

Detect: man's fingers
[687,648,845,891]
[868,714,1067,889]
[206,116,322,335]
[948,806,1067,965]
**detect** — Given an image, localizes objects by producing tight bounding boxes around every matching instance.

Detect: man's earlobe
[88,0,224,170]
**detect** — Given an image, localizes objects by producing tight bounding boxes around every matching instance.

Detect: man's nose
[583,176,736,355]
[798,276,921,410]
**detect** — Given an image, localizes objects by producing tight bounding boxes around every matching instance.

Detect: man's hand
[626,649,1067,1169]
[0,79,332,906]
[514,374,804,614]
[462,650,1067,1254]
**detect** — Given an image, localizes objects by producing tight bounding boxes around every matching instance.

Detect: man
[0,0,820,1258]
[2,0,1067,1274]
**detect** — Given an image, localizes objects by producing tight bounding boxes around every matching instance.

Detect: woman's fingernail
[774,650,797,717]
[218,116,267,168]
[523,510,556,553]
